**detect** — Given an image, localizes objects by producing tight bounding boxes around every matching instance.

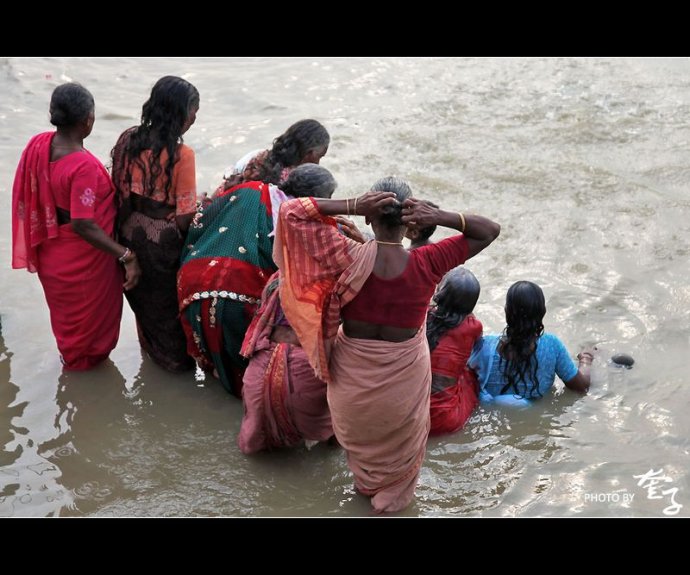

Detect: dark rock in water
[611,353,635,368]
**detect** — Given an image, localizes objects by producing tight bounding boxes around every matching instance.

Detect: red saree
[12,132,123,370]
[429,315,482,435]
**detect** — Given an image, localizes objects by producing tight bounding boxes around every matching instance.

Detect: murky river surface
[1,57,688,516]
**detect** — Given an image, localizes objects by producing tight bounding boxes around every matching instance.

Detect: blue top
[467,333,578,405]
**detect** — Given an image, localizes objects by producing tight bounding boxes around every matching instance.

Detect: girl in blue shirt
[468,281,594,406]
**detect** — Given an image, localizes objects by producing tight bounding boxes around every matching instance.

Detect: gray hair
[370,176,412,227]
[281,163,337,199]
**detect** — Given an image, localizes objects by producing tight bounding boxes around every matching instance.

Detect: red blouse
[430,314,483,378]
[49,150,116,235]
[341,235,469,329]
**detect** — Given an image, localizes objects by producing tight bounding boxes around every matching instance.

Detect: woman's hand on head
[355,190,398,217]
[401,198,439,228]
[334,216,366,243]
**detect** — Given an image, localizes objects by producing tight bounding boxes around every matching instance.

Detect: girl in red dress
[426,267,482,435]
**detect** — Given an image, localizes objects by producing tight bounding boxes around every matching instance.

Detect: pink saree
[12,132,123,370]
[274,198,432,513]
[239,273,333,453]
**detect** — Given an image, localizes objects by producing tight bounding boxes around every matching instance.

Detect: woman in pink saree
[239,272,335,453]
[238,165,357,452]
[11,83,140,370]
[274,178,500,513]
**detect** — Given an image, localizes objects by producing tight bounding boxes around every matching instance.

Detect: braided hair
[498,281,546,397]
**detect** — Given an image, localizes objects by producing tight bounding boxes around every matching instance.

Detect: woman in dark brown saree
[111,76,200,373]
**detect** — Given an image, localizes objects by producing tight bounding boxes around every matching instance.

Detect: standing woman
[11,83,140,370]
[274,180,501,513]
[111,76,199,373]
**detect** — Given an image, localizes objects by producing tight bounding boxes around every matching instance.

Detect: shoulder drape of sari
[12,132,59,272]
[241,271,280,359]
[272,197,377,383]
[238,270,334,452]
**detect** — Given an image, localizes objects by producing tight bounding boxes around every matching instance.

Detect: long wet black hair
[259,119,330,185]
[498,280,546,397]
[427,267,481,351]
[111,76,199,201]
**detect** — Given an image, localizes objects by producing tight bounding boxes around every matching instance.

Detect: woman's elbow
[176,214,194,233]
[489,221,501,241]
[71,218,93,236]
[574,382,590,394]
[566,374,590,394]
[480,221,501,247]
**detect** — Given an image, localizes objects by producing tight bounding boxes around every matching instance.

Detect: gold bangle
[458,212,466,233]
[346,198,351,217]
[353,197,358,216]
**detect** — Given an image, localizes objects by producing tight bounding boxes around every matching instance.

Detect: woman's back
[49,149,116,231]
[114,136,196,213]
[469,333,578,400]
[342,235,470,339]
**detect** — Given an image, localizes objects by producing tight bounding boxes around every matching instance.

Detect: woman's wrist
[439,209,463,230]
[118,247,137,265]
[344,196,361,217]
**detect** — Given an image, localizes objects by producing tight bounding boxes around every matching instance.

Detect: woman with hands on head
[274,178,500,513]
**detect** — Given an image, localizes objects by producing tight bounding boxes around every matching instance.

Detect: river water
[1,57,688,517]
